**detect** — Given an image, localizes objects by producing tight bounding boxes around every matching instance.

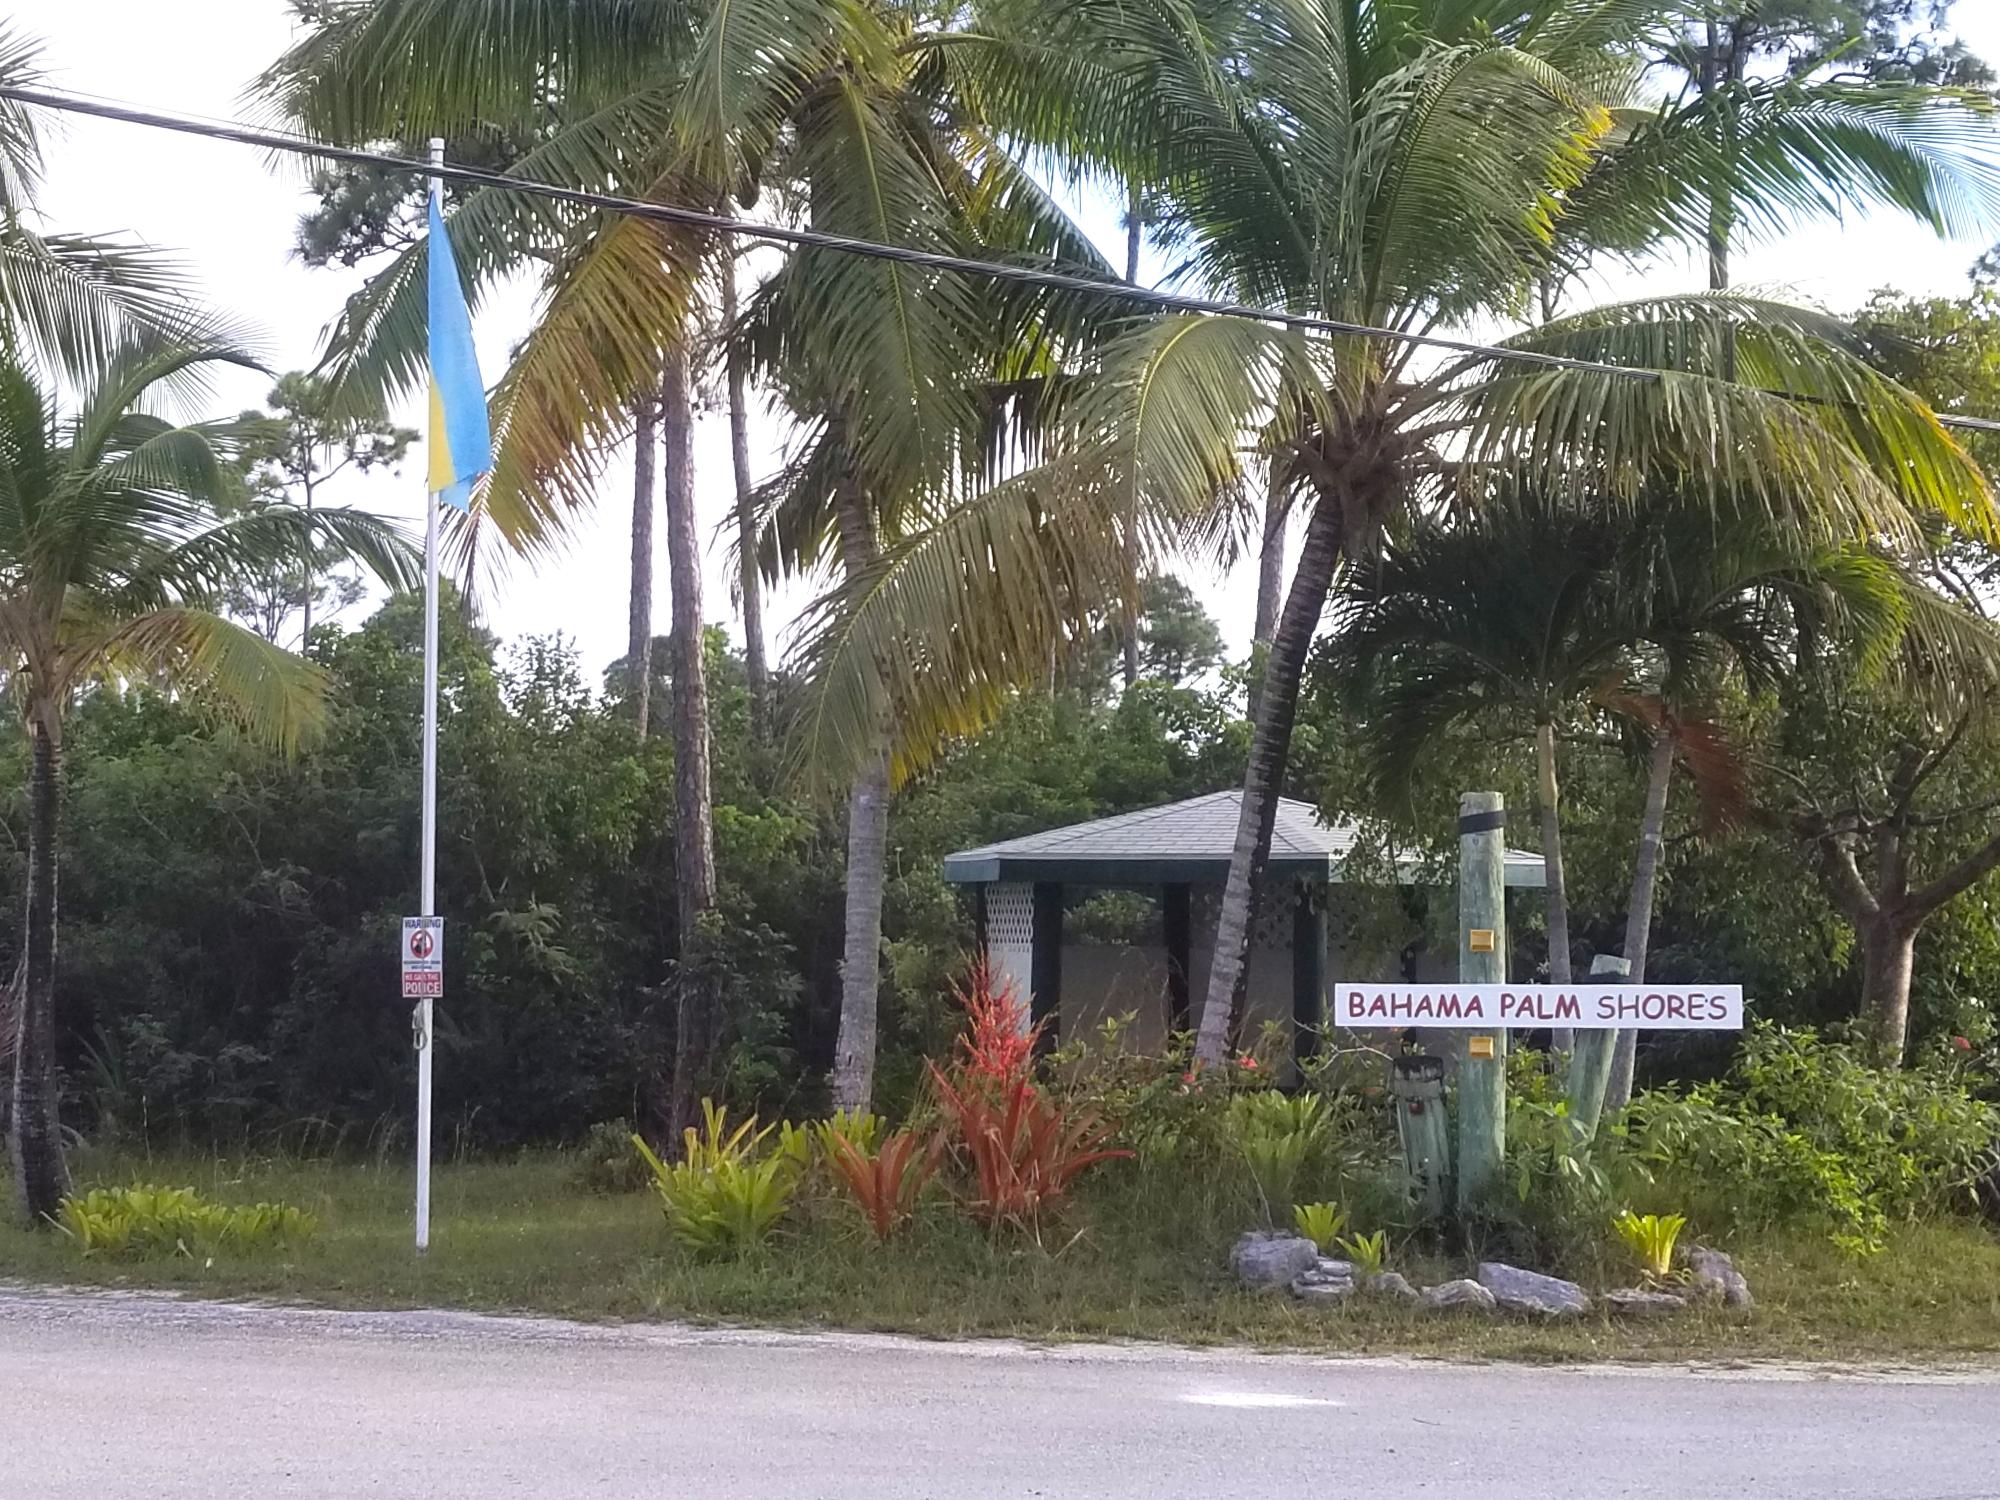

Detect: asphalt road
[3,1288,1996,1499]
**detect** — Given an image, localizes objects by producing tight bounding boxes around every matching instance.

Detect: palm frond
[84,607,330,753]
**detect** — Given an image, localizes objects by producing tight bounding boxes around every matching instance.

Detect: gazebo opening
[944,790,1547,1060]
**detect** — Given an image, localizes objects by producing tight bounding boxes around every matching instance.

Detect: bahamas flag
[426,195,491,510]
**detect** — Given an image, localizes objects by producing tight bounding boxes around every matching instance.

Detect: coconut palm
[1,337,417,1221]
[796,0,2000,1064]
[0,26,211,383]
[265,0,1112,1116]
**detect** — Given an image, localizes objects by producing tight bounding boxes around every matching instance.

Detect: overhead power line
[5,80,2000,438]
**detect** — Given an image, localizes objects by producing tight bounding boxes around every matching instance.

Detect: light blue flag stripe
[427,194,492,511]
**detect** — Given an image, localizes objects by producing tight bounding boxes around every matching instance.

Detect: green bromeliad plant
[632,1100,801,1256]
[56,1185,317,1259]
[1611,1210,1687,1282]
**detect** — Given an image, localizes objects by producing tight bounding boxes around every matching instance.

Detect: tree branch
[1908,829,2000,919]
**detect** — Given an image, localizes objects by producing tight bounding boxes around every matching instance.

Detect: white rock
[1231,1231,1321,1289]
[1477,1262,1591,1317]
[1603,1287,1687,1318]
[1688,1247,1753,1309]
[1419,1278,1497,1312]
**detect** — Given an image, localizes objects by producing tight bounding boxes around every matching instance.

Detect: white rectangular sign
[402,916,443,1000]
[1332,982,1743,1031]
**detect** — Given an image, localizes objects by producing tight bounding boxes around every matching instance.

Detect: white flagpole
[415,136,444,1254]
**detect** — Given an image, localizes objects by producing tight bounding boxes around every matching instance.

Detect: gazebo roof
[941,789,1547,888]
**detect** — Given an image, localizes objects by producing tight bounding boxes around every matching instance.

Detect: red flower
[1953,1035,1974,1052]
[1236,1055,1259,1071]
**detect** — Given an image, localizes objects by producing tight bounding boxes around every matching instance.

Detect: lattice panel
[1187,883,1297,952]
[984,882,1035,1017]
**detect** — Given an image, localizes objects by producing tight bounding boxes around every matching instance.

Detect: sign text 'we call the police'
[1333,983,1743,1030]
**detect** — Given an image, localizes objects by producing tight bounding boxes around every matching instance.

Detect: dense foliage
[0,587,1245,1152]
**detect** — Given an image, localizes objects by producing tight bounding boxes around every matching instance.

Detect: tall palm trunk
[831,461,890,1113]
[1194,494,1343,1064]
[629,391,657,738]
[1536,719,1574,1050]
[1248,461,1288,721]
[723,264,769,742]
[1607,730,1675,1110]
[660,342,717,1140]
[10,716,68,1223]
[1118,181,1144,692]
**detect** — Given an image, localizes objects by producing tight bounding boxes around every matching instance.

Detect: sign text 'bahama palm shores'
[1334,983,1744,1030]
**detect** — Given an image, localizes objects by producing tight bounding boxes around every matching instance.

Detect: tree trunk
[1607,730,1675,1111]
[1858,916,1918,1069]
[660,343,716,1141]
[1118,181,1144,693]
[1248,460,1288,721]
[629,389,657,739]
[830,458,891,1114]
[1193,494,1343,1065]
[11,718,68,1224]
[1536,719,1575,1051]
[301,473,316,647]
[723,263,769,742]
[833,752,890,1113]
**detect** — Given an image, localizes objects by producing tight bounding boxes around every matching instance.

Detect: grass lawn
[4,1147,1999,1363]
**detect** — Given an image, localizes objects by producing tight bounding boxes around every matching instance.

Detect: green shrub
[57,1185,317,1259]
[1227,1092,1330,1222]
[1618,1025,2000,1253]
[570,1119,652,1194]
[1492,1098,1616,1268]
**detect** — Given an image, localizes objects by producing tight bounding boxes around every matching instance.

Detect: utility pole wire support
[3,82,1998,438]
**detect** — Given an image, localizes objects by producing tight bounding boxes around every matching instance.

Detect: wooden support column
[1457,791,1507,1214]
[1162,883,1192,1035]
[1030,881,1064,1051]
[1292,880,1325,1062]
[972,884,989,957]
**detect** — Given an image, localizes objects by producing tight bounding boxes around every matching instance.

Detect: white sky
[15,0,2000,682]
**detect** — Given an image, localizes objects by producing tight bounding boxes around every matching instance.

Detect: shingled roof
[942,790,1546,887]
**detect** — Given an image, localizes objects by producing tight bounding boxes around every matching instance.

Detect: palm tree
[1,337,416,1221]
[0,25,209,380]
[721,258,769,743]
[1327,504,1639,1013]
[800,0,2000,1065]
[265,0,1110,1116]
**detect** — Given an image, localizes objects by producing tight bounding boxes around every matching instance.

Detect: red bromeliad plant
[927,1063,1130,1238]
[823,1126,946,1241]
[952,956,1038,1085]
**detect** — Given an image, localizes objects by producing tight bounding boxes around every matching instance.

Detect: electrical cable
[4,80,1998,436]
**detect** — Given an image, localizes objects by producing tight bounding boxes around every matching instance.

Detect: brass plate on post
[1467,928,1496,953]
[1467,1035,1496,1060]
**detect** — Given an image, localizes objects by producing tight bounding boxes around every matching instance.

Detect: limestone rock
[1419,1278,1497,1312]
[1363,1271,1420,1302]
[1477,1262,1591,1317]
[1312,1257,1356,1280]
[1289,1270,1356,1303]
[1231,1231,1321,1290]
[1688,1247,1753,1309]
[1603,1287,1687,1318]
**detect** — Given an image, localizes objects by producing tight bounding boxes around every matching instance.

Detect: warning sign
[402,916,443,999]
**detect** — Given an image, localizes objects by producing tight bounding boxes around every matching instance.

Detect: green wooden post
[1563,954,1629,1141]
[1456,791,1507,1213]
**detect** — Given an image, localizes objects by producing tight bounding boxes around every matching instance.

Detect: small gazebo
[944,789,1546,1058]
